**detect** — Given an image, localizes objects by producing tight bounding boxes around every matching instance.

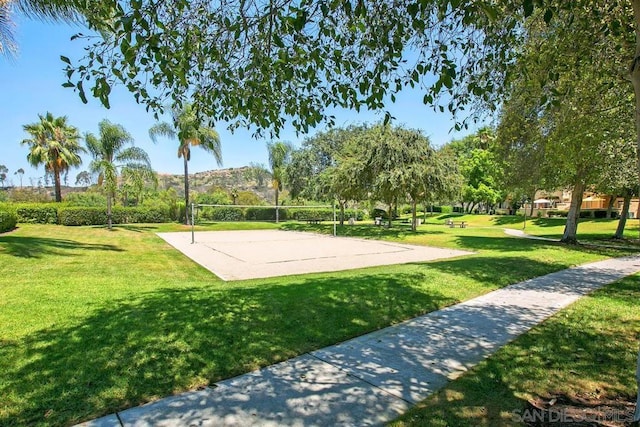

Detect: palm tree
[21,112,83,202]
[121,165,157,205]
[85,119,153,229]
[1,0,88,57]
[149,104,222,225]
[0,1,17,57]
[267,141,292,222]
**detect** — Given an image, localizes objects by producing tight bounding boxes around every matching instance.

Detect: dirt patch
[523,393,636,426]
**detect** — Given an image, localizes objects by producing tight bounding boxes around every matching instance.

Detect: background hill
[158,166,275,203]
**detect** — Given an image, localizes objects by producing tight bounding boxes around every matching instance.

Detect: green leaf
[60,55,71,65]
[523,0,534,17]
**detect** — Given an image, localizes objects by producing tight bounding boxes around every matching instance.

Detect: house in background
[520,190,640,218]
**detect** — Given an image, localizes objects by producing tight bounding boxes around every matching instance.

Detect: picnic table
[445,219,467,228]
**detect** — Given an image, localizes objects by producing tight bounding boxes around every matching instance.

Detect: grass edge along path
[389,273,640,427]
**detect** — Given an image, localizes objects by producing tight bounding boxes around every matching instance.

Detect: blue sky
[1,17,476,186]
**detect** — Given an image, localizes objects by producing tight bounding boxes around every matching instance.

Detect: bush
[64,191,107,207]
[440,205,453,214]
[59,206,173,226]
[344,209,365,221]
[117,207,173,223]
[546,210,569,218]
[400,205,413,214]
[199,206,244,221]
[593,209,617,219]
[58,207,108,226]
[14,203,59,224]
[371,208,388,219]
[245,207,288,221]
[0,207,17,232]
[289,208,334,221]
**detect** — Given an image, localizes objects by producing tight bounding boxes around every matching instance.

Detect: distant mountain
[158,166,274,202]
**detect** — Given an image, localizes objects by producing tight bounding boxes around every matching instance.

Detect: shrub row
[0,207,17,232]
[4,203,173,226]
[15,204,59,224]
[197,206,363,222]
[58,207,173,226]
[546,209,618,219]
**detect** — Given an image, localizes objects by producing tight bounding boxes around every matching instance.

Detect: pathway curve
[79,255,640,427]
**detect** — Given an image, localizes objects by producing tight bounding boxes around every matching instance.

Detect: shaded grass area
[390,274,640,426]
[285,214,640,249]
[0,223,637,425]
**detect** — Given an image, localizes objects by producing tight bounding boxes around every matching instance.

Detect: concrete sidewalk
[79,255,640,427]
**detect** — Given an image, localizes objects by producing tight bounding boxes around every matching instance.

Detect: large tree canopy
[63,0,526,136]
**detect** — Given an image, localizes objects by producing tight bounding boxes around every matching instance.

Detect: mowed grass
[0,219,637,425]
[390,274,640,426]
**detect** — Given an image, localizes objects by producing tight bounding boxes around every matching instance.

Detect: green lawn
[0,218,638,426]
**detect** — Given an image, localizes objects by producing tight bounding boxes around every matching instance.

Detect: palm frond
[115,146,151,166]
[15,0,80,21]
[149,122,176,143]
[0,1,17,57]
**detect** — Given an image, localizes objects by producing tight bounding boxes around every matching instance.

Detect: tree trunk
[561,181,584,244]
[387,203,393,228]
[614,194,631,239]
[107,190,113,230]
[631,4,640,421]
[184,157,190,225]
[529,192,536,217]
[605,195,615,219]
[339,201,345,226]
[411,199,417,232]
[53,168,62,202]
[275,188,279,223]
[634,346,640,424]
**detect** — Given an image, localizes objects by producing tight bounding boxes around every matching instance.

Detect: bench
[445,219,467,228]
[306,218,322,224]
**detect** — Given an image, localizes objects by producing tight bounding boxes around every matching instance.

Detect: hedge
[58,207,109,226]
[199,206,244,221]
[245,207,288,221]
[546,209,618,219]
[289,208,334,221]
[14,203,59,224]
[115,207,173,223]
[58,207,173,226]
[0,208,17,232]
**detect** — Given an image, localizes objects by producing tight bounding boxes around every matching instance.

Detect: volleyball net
[189,203,340,243]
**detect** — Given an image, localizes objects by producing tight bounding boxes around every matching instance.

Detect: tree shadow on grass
[0,235,123,258]
[424,255,570,289]
[490,216,525,226]
[0,271,455,426]
[103,224,162,233]
[454,235,553,252]
[455,235,637,258]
